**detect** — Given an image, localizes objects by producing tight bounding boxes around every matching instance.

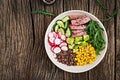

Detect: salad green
[86,20,105,55]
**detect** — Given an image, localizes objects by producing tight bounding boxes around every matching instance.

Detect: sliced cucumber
[65,27,72,37]
[56,20,64,28]
[54,25,59,32]
[62,16,70,22]
[52,23,56,31]
[53,24,59,32]
[64,21,69,29]
[58,28,65,35]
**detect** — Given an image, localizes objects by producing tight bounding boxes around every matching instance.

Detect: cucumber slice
[56,20,64,28]
[64,21,69,29]
[53,24,59,32]
[65,27,72,37]
[62,16,70,22]
[54,25,59,32]
[52,23,56,31]
[58,28,65,35]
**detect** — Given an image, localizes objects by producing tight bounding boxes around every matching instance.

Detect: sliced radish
[52,32,58,37]
[60,35,66,41]
[58,32,62,38]
[49,37,55,43]
[54,38,61,45]
[59,42,67,47]
[53,46,61,53]
[61,46,68,51]
[48,32,54,38]
[51,46,56,52]
[48,39,55,46]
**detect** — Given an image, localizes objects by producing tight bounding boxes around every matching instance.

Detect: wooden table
[0,0,120,80]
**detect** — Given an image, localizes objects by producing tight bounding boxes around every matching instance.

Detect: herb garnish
[32,10,54,16]
[95,0,108,11]
[86,20,105,55]
[102,8,119,22]
[95,0,119,22]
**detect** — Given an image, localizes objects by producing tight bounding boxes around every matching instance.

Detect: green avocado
[66,37,74,44]
[83,35,89,41]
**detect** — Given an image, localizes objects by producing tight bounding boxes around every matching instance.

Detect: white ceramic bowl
[44,10,108,73]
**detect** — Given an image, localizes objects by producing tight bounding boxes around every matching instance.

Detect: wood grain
[116,0,120,80]
[0,0,119,80]
[0,0,33,79]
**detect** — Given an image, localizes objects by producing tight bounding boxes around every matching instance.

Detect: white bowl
[44,10,108,73]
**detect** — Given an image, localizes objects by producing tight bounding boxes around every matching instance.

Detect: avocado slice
[66,37,74,44]
[83,35,89,41]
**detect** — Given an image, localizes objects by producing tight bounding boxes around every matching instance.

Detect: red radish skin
[48,39,55,46]
[52,32,57,37]
[51,46,57,53]
[54,38,61,45]
[48,32,54,38]
[49,37,55,43]
[60,35,66,41]
[59,42,67,47]
[61,46,68,51]
[51,46,55,53]
[53,46,61,53]
[58,32,62,38]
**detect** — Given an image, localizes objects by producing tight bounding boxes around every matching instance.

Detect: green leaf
[95,0,108,11]
[102,8,119,22]
[86,20,105,55]
[32,10,54,16]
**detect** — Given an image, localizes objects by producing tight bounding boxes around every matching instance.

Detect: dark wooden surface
[0,0,120,80]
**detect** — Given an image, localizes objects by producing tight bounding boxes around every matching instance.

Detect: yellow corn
[74,43,96,66]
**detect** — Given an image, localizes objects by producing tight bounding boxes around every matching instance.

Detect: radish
[59,42,67,47]
[58,32,62,38]
[49,37,55,43]
[60,35,66,41]
[52,32,58,38]
[54,38,61,45]
[48,32,54,38]
[51,46,56,52]
[53,46,61,53]
[48,39,55,46]
[61,46,68,51]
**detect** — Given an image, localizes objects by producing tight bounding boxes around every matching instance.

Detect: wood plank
[89,0,115,80]
[28,0,45,80]
[29,0,65,80]
[44,0,65,80]
[63,0,89,80]
[0,0,33,80]
[116,0,120,80]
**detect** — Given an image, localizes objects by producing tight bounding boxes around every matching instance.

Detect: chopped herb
[86,20,105,55]
[32,10,54,16]
[102,8,119,22]
[95,0,108,11]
